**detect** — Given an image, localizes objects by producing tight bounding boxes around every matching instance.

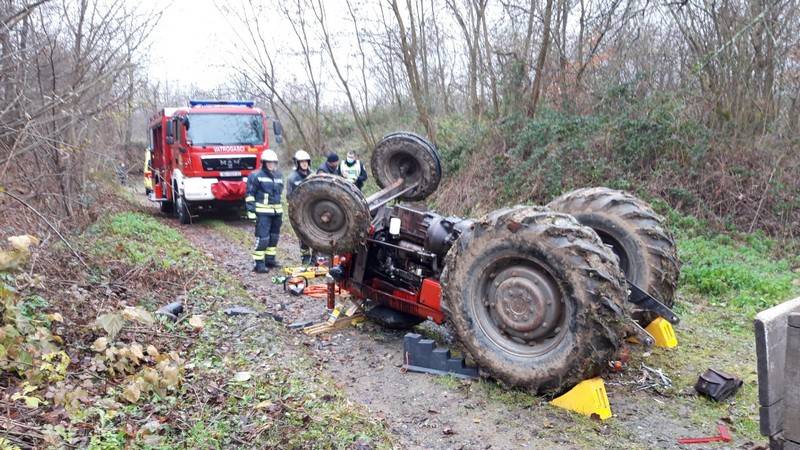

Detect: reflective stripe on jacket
[246,168,283,215]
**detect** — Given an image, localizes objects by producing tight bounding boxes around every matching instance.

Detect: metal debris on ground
[607,363,672,391]
[640,363,672,388]
[258,311,283,322]
[223,306,256,316]
[288,320,315,329]
[156,301,183,321]
[678,423,732,444]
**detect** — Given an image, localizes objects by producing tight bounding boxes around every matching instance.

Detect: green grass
[678,233,799,315]
[85,212,203,268]
[650,200,800,315]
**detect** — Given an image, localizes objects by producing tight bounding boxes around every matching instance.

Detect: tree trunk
[391,0,437,143]
[529,0,554,117]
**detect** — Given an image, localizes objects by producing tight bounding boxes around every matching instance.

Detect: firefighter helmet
[294,150,311,162]
[261,149,278,162]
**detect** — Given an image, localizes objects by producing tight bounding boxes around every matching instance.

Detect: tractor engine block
[366,205,473,292]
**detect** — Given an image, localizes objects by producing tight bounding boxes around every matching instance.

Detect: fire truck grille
[201,156,257,171]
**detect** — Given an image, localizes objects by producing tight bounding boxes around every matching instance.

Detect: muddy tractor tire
[547,187,680,325]
[441,206,628,394]
[288,174,371,254]
[371,132,442,201]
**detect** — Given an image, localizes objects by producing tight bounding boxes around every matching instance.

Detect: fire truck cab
[146,100,282,224]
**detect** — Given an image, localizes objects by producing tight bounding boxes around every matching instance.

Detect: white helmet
[294,150,311,162]
[261,149,278,163]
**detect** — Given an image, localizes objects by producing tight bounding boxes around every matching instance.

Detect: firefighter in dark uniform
[246,149,283,273]
[340,150,368,190]
[287,150,313,265]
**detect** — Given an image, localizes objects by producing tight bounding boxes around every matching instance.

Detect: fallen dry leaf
[161,363,180,388]
[48,313,64,323]
[130,343,145,361]
[123,307,155,325]
[188,315,204,331]
[92,337,108,352]
[122,382,142,404]
[8,234,39,251]
[233,371,251,382]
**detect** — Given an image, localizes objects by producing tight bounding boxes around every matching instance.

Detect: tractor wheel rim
[389,153,419,184]
[310,200,346,233]
[475,257,569,357]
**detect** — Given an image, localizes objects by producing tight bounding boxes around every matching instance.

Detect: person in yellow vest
[340,150,368,190]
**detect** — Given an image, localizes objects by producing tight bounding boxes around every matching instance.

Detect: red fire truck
[145,100,282,224]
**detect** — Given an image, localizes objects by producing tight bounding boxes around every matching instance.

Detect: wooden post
[326,275,336,311]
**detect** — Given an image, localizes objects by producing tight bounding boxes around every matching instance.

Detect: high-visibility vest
[341,160,362,183]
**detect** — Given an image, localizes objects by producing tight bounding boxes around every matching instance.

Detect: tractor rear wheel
[547,188,680,324]
[288,174,371,254]
[441,206,628,394]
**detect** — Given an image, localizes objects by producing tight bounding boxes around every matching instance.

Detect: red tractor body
[289,132,681,393]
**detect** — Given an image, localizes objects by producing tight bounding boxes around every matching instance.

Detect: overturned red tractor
[288,132,680,393]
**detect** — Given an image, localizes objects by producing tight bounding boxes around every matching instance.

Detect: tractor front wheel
[441,206,628,395]
[288,174,371,254]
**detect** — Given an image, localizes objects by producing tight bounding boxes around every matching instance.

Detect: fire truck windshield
[186,113,264,146]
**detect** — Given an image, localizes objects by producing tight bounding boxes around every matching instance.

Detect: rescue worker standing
[246,150,284,273]
[287,150,313,265]
[316,152,341,175]
[340,150,368,190]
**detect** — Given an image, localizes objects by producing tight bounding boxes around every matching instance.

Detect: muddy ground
[149,205,759,450]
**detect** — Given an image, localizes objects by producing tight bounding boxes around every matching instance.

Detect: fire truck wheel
[371,132,441,201]
[288,174,370,254]
[547,187,680,325]
[441,206,628,395]
[176,195,191,225]
[159,200,174,214]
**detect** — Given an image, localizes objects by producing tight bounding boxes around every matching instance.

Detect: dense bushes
[433,89,799,237]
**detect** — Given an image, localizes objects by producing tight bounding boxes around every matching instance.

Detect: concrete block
[755,297,800,437]
[783,313,800,443]
[762,402,785,437]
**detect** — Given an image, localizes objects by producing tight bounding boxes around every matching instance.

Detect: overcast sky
[144,0,372,94]
[146,0,240,89]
